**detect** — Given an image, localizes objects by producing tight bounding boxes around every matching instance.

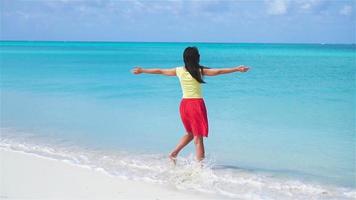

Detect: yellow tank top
[176,66,202,98]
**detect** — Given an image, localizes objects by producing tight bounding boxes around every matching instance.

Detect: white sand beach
[0,149,218,200]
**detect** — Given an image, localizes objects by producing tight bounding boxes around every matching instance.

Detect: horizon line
[0,39,355,45]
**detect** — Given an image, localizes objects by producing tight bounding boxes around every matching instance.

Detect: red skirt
[179,98,209,137]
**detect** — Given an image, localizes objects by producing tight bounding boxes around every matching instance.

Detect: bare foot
[169,152,178,165]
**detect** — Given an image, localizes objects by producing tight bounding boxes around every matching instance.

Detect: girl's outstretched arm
[131,67,176,76]
[203,66,249,76]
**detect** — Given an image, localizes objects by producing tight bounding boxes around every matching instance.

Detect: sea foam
[0,130,355,200]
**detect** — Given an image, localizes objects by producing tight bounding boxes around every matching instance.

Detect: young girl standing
[132,47,249,164]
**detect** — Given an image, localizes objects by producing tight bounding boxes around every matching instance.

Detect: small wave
[0,131,355,200]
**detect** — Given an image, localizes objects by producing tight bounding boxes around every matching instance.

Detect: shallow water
[0,41,355,198]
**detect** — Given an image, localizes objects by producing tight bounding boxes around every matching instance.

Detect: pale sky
[1,0,355,44]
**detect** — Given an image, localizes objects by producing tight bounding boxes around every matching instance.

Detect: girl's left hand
[132,67,143,74]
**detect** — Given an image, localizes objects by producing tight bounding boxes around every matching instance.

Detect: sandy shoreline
[0,149,218,200]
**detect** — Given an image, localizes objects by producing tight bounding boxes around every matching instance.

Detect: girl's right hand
[237,66,249,72]
[132,67,143,74]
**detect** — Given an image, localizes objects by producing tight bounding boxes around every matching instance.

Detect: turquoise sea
[0,41,355,199]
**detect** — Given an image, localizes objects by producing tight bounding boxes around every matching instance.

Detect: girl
[132,47,249,164]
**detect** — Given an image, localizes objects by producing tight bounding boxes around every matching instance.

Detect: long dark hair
[183,46,206,83]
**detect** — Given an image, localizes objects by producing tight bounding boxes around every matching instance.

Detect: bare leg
[194,136,205,162]
[169,133,194,164]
